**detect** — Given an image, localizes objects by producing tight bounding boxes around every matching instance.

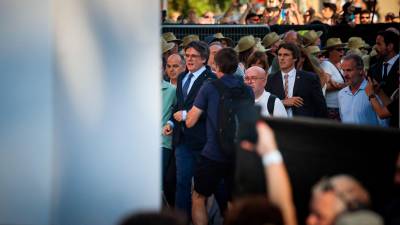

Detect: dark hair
[343,54,364,70]
[239,47,254,64]
[184,41,210,64]
[214,48,239,74]
[224,196,283,225]
[277,43,301,61]
[377,30,399,54]
[246,51,269,71]
[360,9,370,15]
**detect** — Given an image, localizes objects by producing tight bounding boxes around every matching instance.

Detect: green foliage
[168,0,231,17]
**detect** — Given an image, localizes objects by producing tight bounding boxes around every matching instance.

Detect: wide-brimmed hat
[162,32,182,44]
[262,32,280,48]
[162,38,175,54]
[346,37,370,49]
[181,34,200,48]
[303,30,323,47]
[323,38,346,50]
[234,35,256,53]
[254,37,267,52]
[213,32,234,47]
[305,45,324,55]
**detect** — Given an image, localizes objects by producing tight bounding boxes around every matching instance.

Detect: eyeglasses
[244,76,265,82]
[185,54,201,59]
[361,16,370,19]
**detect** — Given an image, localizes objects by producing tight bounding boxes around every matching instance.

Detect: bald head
[244,66,267,99]
[246,66,267,78]
[284,30,299,45]
[166,54,186,85]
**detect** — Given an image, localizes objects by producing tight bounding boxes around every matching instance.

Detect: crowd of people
[163,0,399,26]
[159,20,399,225]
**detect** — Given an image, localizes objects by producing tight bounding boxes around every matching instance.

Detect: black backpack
[211,79,254,159]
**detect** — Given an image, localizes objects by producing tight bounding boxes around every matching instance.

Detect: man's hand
[282,96,304,108]
[365,76,375,96]
[173,111,184,122]
[330,80,346,89]
[162,124,173,136]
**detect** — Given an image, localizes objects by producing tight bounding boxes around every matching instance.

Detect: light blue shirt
[338,79,380,126]
[181,66,206,94]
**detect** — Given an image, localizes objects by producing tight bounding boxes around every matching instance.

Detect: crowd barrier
[162,23,398,47]
[239,117,399,224]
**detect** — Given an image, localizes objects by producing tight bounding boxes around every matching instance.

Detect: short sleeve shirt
[194,74,254,162]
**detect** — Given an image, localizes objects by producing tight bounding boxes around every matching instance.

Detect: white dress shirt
[281,67,297,117]
[382,54,399,78]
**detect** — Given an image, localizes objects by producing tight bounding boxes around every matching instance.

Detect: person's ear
[387,43,394,52]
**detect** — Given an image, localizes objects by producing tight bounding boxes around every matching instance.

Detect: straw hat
[254,37,267,52]
[262,32,280,48]
[346,37,369,49]
[305,45,324,55]
[346,48,363,57]
[213,32,234,47]
[181,34,200,48]
[162,38,175,54]
[323,38,346,50]
[162,32,182,44]
[303,30,323,47]
[235,35,256,53]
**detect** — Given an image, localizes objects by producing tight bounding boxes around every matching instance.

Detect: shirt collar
[188,66,206,79]
[281,67,296,78]
[386,54,399,66]
[344,79,367,95]
[162,80,169,89]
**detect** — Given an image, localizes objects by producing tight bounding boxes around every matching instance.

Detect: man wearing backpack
[245,66,287,117]
[186,48,254,225]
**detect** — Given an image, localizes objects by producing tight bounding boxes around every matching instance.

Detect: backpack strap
[211,79,226,96]
[267,94,276,116]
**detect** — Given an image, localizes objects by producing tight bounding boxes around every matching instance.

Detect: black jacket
[266,70,328,118]
[368,57,399,97]
[172,67,217,150]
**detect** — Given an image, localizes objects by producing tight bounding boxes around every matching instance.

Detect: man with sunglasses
[321,38,347,121]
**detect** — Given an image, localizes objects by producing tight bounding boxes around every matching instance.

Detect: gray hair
[343,54,364,70]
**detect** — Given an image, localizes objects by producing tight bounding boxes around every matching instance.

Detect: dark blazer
[368,57,399,97]
[172,66,216,150]
[266,70,328,118]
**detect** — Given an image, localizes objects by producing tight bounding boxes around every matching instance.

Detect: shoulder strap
[267,94,276,116]
[211,79,226,96]
[332,62,345,83]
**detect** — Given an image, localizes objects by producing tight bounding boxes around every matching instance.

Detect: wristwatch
[368,94,376,101]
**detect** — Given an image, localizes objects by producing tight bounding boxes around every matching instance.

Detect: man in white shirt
[244,66,287,117]
[266,43,328,118]
[321,38,347,121]
[369,30,399,97]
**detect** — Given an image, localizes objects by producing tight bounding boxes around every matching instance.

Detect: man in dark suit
[266,43,327,118]
[369,30,399,97]
[162,41,216,218]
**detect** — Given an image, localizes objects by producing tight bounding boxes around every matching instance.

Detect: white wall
[0,0,161,224]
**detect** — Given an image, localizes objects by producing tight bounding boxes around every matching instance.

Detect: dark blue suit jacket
[172,66,216,150]
[266,70,328,118]
[368,57,399,97]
